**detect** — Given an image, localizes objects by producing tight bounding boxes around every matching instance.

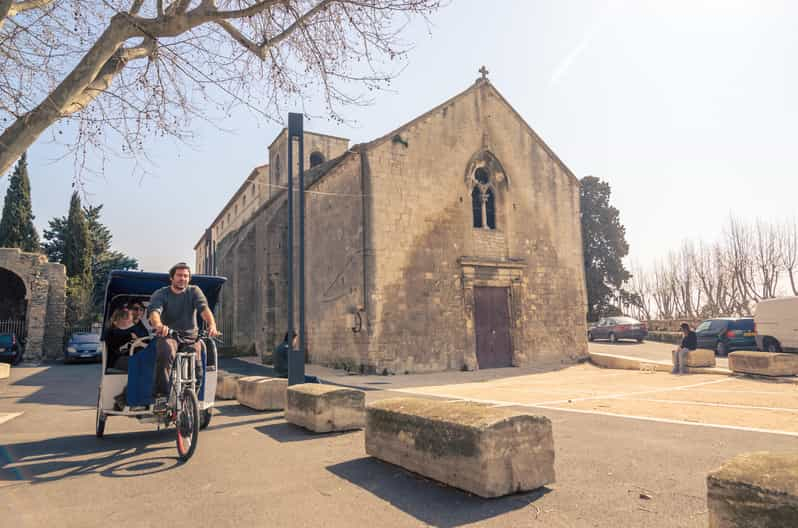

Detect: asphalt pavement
[2,358,797,528]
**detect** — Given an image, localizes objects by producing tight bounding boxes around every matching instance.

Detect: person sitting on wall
[672,322,697,375]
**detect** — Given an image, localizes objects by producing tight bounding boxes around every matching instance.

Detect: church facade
[196,77,588,373]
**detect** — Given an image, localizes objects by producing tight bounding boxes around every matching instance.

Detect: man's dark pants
[155,337,202,396]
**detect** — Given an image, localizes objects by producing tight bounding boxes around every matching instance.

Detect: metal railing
[0,319,25,338]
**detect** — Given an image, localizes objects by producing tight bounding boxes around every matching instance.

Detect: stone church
[195,75,588,373]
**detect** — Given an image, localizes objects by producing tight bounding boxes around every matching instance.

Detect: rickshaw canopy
[102,270,226,334]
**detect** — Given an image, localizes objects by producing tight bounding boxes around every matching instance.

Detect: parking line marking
[0,412,23,425]
[532,405,798,438]
[393,388,798,437]
[618,398,798,413]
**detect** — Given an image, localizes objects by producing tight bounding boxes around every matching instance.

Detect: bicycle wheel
[175,389,200,462]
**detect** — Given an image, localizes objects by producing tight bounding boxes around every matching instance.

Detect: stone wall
[362,80,587,372]
[0,248,66,359]
[212,80,588,373]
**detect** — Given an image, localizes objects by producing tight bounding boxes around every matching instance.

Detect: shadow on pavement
[255,422,354,443]
[326,457,550,528]
[0,430,177,484]
[10,363,100,408]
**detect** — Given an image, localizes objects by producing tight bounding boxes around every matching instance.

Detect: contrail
[549,5,611,87]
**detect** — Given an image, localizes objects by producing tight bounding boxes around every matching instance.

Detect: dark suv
[0,332,22,364]
[695,317,756,356]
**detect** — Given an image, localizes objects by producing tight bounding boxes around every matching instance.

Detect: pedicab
[95,270,226,461]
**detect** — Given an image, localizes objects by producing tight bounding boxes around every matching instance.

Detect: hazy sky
[3,0,796,274]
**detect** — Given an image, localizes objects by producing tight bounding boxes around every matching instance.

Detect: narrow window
[485,188,495,229]
[310,151,325,168]
[471,187,483,228]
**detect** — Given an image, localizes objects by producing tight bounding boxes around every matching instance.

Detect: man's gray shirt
[147,285,208,335]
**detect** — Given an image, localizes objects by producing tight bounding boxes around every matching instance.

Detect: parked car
[64,332,102,363]
[695,317,756,356]
[0,332,22,364]
[754,297,798,353]
[587,316,647,343]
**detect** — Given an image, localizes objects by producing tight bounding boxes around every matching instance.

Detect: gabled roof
[364,78,578,184]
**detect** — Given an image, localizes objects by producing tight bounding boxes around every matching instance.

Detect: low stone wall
[590,352,671,372]
[286,384,365,432]
[645,331,682,345]
[729,352,798,377]
[686,348,716,368]
[365,398,555,498]
[707,451,798,527]
[236,376,287,410]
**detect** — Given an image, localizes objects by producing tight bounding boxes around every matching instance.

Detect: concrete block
[215,371,242,400]
[365,398,555,498]
[590,352,671,372]
[0,362,9,380]
[707,451,798,527]
[729,352,798,377]
[286,384,365,432]
[236,376,287,411]
[686,348,716,368]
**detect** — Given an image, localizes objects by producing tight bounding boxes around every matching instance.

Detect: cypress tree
[63,192,92,282]
[0,153,40,252]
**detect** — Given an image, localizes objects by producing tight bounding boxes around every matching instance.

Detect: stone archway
[0,248,66,360]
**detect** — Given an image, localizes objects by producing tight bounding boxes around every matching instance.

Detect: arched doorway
[0,267,27,339]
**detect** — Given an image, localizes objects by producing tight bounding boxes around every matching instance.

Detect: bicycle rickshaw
[95,270,226,461]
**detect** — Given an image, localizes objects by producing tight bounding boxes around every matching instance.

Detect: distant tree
[580,176,632,321]
[63,192,93,281]
[43,201,138,318]
[0,153,39,251]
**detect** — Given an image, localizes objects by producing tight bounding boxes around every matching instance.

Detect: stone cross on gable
[479,65,489,80]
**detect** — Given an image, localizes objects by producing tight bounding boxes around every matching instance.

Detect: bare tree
[779,217,798,296]
[0,0,443,177]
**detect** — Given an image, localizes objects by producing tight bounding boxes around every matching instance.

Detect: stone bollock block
[236,376,287,411]
[729,352,798,377]
[365,398,555,498]
[707,451,798,527]
[215,371,242,400]
[286,384,365,432]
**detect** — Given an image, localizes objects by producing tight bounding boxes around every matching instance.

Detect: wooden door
[474,287,513,369]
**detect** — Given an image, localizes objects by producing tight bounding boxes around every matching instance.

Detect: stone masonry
[0,247,66,360]
[209,77,588,373]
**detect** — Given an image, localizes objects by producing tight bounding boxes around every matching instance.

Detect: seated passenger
[107,306,149,372]
[128,301,150,334]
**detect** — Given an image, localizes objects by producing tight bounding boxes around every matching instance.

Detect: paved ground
[2,358,798,527]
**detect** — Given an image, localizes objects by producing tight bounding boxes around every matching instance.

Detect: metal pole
[286,125,294,374]
[287,113,305,385]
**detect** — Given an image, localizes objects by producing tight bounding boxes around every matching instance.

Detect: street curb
[589,352,730,376]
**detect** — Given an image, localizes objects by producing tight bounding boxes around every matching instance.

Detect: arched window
[471,167,496,230]
[309,151,325,168]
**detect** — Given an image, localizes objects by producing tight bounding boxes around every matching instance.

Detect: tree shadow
[326,457,550,528]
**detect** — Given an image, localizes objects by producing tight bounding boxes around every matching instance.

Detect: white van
[754,297,798,352]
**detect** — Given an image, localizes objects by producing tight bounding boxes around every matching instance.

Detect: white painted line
[621,398,798,413]
[510,377,736,406]
[0,412,22,425]
[532,405,798,438]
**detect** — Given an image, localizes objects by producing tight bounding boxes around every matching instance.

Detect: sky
[3,0,797,274]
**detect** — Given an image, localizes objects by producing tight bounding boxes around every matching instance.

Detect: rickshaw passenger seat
[126,340,158,406]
